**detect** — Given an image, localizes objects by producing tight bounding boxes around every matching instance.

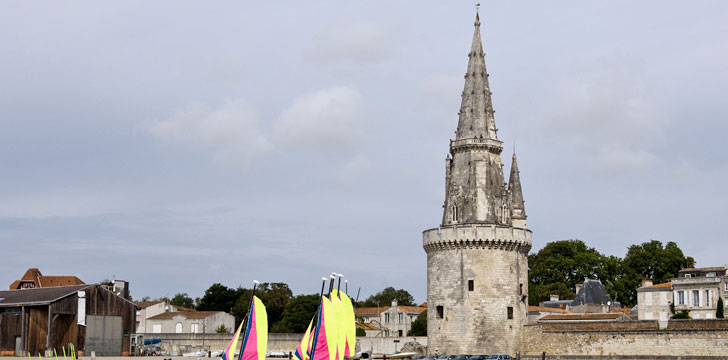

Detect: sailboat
[223,281,268,360]
[294,275,357,360]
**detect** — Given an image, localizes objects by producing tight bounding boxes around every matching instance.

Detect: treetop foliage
[529,239,695,307]
[359,287,416,307]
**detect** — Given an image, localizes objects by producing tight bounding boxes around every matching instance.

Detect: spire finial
[475,4,481,27]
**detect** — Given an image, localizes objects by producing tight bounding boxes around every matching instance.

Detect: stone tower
[423,12,532,355]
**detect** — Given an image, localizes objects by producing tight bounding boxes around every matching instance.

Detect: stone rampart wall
[522,320,728,358]
[147,334,426,356]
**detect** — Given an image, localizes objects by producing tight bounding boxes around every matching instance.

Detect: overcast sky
[1,1,727,304]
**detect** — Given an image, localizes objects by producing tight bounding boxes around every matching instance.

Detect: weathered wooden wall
[27,307,48,356]
[0,312,22,352]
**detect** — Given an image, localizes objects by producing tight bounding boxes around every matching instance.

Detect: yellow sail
[339,292,356,357]
[331,290,346,360]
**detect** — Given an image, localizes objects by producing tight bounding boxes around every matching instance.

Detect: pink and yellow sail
[222,321,245,360]
[241,296,268,360]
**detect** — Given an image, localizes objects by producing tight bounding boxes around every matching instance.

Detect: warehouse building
[0,284,136,356]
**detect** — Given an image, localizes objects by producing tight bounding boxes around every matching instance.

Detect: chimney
[391,299,398,307]
[549,295,559,302]
[641,279,653,288]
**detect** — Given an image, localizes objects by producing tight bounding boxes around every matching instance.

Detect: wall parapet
[422,224,531,253]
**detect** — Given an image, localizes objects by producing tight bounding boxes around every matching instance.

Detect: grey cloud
[307,19,401,65]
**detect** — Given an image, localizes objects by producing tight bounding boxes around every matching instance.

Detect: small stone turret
[508,152,527,228]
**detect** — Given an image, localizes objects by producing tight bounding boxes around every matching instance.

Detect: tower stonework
[423,13,531,355]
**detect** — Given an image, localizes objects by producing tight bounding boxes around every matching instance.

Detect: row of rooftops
[638,265,728,292]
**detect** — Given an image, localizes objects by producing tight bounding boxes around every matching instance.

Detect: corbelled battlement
[423,224,531,253]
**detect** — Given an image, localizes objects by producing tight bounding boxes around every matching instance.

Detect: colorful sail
[330,290,346,360]
[240,296,268,360]
[311,296,335,360]
[339,291,356,358]
[222,321,245,360]
[293,319,314,360]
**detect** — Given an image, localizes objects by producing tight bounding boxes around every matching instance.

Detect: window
[659,292,667,306]
[152,324,161,333]
[436,306,444,319]
[191,323,199,333]
[384,313,389,324]
[644,293,652,306]
[677,291,685,305]
[706,290,712,307]
[692,290,700,307]
[398,312,403,324]
[384,330,389,337]
[468,280,474,291]
[519,284,523,295]
[685,274,693,278]
[507,307,513,320]
[452,205,458,222]
[175,322,182,333]
[398,330,403,337]
[645,312,653,320]
[707,272,716,277]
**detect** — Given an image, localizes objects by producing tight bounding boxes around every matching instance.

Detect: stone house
[672,266,727,319]
[636,265,728,321]
[527,306,570,324]
[146,311,234,334]
[134,300,205,333]
[636,280,672,322]
[354,301,425,337]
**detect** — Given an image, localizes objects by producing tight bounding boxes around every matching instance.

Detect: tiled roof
[540,313,623,321]
[638,282,672,290]
[356,322,380,330]
[355,307,389,316]
[528,306,569,314]
[135,300,164,309]
[148,311,222,320]
[679,266,726,272]
[0,285,89,306]
[9,269,85,290]
[39,276,85,287]
[397,306,426,314]
[175,305,196,312]
[419,302,427,307]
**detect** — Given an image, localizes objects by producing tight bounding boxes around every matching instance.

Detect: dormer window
[707,272,716,277]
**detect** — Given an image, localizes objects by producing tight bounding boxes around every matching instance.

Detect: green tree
[528,240,620,305]
[198,283,239,312]
[231,283,294,330]
[270,294,320,333]
[617,240,694,306]
[528,282,575,306]
[356,328,366,337]
[170,293,195,309]
[216,324,229,334]
[360,287,416,307]
[258,283,293,328]
[407,310,427,336]
[718,297,725,319]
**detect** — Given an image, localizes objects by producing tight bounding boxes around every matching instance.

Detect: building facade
[354,301,426,337]
[422,12,531,356]
[672,266,727,319]
[146,311,233,334]
[636,266,728,322]
[636,280,672,323]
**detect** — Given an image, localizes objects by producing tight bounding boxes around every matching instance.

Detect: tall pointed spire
[508,152,527,227]
[455,11,498,141]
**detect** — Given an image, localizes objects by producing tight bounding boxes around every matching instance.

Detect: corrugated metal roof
[0,284,89,306]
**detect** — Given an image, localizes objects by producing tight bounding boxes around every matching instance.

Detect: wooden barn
[0,284,136,356]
